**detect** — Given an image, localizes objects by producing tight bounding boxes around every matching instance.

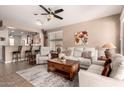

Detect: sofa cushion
[82,51,92,59]
[79,70,124,87]
[79,58,91,66]
[62,49,72,56]
[92,60,105,66]
[67,47,74,56]
[65,56,79,61]
[83,48,95,56]
[110,54,124,80]
[83,48,98,62]
[73,47,83,57]
[98,49,105,58]
[87,64,104,75]
[112,64,124,80]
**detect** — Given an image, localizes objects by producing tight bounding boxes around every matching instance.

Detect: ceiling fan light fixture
[36,20,42,26]
[39,5,64,20]
[47,14,54,20]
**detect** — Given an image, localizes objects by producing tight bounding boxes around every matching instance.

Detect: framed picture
[74,31,88,46]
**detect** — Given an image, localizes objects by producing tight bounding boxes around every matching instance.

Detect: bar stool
[12,51,18,62]
[25,46,32,60]
[34,46,41,55]
[12,46,22,62]
[17,46,22,61]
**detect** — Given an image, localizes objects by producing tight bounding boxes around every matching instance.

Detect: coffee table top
[48,58,79,66]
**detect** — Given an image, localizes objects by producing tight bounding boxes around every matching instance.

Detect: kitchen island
[4,45,40,63]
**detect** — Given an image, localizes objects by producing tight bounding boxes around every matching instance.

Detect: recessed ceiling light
[9,35,13,38]
[8,26,15,29]
[21,32,24,34]
[11,30,14,32]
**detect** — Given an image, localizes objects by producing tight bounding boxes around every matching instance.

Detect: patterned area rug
[16,65,79,87]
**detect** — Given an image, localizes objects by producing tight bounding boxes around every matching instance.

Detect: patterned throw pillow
[62,50,72,56]
[81,51,92,59]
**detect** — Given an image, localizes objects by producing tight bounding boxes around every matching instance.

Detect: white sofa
[79,70,124,87]
[79,54,124,87]
[60,47,98,69]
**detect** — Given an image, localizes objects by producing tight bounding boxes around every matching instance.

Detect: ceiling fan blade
[53,14,63,20]
[41,13,48,15]
[39,5,50,14]
[54,9,64,14]
[48,8,52,11]
[34,13,38,15]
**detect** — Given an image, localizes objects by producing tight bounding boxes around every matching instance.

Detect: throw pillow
[62,50,72,56]
[73,47,83,57]
[67,47,74,56]
[82,51,91,59]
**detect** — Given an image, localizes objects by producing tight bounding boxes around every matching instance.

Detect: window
[48,31,63,51]
[9,38,14,46]
[120,8,124,55]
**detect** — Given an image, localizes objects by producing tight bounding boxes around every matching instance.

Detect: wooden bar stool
[17,46,22,61]
[34,46,41,55]
[25,46,32,60]
[12,51,18,62]
[12,46,22,62]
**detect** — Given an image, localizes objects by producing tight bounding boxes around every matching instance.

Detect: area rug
[16,65,79,87]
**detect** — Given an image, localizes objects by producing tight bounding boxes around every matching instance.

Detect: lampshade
[102,43,116,49]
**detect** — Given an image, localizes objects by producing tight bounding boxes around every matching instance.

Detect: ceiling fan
[35,5,64,21]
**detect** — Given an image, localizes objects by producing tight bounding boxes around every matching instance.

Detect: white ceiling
[0,5,123,31]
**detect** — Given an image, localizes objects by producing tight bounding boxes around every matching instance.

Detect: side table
[28,54,36,65]
[51,52,59,59]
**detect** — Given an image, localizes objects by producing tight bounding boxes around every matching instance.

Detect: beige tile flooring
[0,61,35,87]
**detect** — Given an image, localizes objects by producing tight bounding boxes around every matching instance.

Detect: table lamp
[102,43,116,58]
[56,44,62,54]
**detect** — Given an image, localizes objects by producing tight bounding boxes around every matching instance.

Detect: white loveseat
[79,54,124,87]
[60,47,98,69]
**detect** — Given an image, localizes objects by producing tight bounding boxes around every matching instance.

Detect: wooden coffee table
[47,59,80,80]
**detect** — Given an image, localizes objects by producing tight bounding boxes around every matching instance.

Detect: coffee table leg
[70,77,74,81]
[69,72,74,81]
[47,68,50,72]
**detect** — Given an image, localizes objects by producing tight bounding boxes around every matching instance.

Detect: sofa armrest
[48,53,51,59]
[79,70,124,87]
[36,53,41,64]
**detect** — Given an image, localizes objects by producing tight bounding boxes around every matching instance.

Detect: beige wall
[48,14,120,53]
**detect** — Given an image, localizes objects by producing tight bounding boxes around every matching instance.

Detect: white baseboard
[5,58,26,63]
